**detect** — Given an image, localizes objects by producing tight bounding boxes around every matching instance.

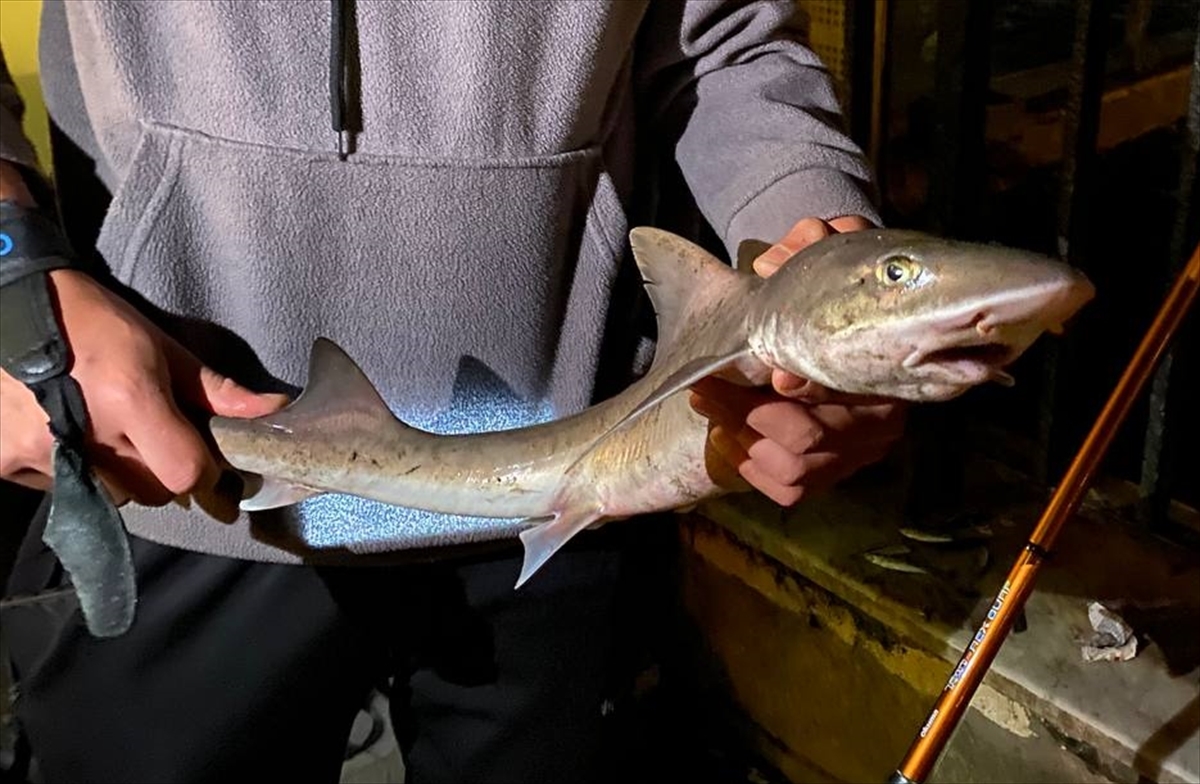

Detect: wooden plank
[986,64,1191,173]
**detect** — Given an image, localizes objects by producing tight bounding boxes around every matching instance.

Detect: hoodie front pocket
[95,126,185,282]
[92,121,629,422]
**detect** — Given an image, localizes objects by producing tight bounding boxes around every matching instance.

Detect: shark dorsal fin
[629,227,741,352]
[257,338,405,433]
[225,339,411,512]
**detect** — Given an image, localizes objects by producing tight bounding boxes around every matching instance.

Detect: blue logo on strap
[0,232,12,256]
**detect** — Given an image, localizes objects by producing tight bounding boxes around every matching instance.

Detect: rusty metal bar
[929,0,994,238]
[1139,24,1200,527]
[1037,0,1112,482]
[899,0,996,528]
[1123,0,1154,75]
[868,0,892,189]
[845,0,891,203]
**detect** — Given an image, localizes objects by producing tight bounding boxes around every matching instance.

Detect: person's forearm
[0,160,36,206]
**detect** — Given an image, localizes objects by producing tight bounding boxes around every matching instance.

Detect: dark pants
[3,501,676,784]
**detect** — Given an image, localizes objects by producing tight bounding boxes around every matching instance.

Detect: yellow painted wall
[0,0,50,172]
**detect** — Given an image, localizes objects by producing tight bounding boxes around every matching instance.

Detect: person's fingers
[700,400,904,506]
[738,454,842,505]
[3,440,141,507]
[707,425,749,476]
[92,465,134,507]
[703,424,752,492]
[693,377,831,456]
[90,437,177,507]
[731,421,842,487]
[4,468,52,492]
[752,218,832,277]
[0,421,53,480]
[742,399,825,455]
[770,370,810,397]
[690,377,770,425]
[750,214,874,278]
[117,380,221,497]
[0,370,54,480]
[769,369,901,407]
[828,215,875,234]
[806,402,908,448]
[707,424,833,506]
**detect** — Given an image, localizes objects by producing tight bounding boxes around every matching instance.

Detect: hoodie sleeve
[637,0,880,259]
[1,51,40,171]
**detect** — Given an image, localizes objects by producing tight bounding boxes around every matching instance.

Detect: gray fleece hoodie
[1,0,879,564]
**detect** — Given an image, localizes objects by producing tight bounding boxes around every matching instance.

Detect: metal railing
[823,0,1199,535]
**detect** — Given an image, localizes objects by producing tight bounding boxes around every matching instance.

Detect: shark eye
[878,256,922,286]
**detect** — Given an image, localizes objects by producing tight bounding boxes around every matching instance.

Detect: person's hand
[0,269,288,507]
[690,216,906,505]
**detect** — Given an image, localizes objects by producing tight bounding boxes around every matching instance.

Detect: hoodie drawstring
[330,0,352,158]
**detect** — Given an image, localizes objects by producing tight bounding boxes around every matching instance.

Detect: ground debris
[1079,601,1138,662]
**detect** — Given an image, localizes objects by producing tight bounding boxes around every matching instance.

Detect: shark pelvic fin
[515,508,603,588]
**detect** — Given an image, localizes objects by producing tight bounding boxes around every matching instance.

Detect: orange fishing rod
[888,242,1200,784]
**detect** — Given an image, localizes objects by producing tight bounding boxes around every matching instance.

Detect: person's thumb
[197,365,291,418]
[164,338,290,418]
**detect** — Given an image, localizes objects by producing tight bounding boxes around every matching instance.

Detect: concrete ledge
[680,455,1200,783]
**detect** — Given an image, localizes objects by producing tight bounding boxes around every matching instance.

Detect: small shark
[211,228,1094,586]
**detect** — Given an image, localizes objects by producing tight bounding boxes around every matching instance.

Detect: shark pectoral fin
[238,474,323,511]
[589,352,750,452]
[558,351,749,480]
[624,351,749,425]
[515,508,603,588]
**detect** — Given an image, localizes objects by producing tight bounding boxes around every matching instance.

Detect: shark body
[210,228,1094,584]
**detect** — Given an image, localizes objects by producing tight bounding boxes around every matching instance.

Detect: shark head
[747,230,1095,401]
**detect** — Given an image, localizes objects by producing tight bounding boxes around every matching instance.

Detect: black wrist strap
[0,203,79,287]
[1,200,136,637]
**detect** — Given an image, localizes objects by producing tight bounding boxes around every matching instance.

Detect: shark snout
[975,268,1095,336]
[901,267,1094,391]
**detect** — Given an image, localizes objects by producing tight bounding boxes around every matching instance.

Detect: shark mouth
[918,340,1019,386]
[902,278,1092,387]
